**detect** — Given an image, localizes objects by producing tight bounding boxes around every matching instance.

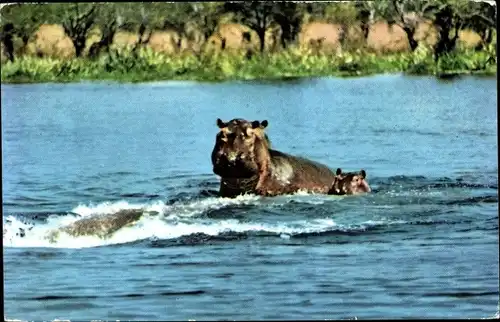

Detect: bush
[1,46,496,84]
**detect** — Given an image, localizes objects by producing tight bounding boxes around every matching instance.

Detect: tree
[432,2,461,59]
[88,4,124,59]
[192,2,224,42]
[223,2,276,53]
[359,0,433,52]
[424,0,483,60]
[106,3,165,54]
[323,1,359,25]
[390,0,434,51]
[121,3,201,53]
[273,2,303,49]
[46,3,98,57]
[132,5,154,54]
[461,0,496,49]
[1,22,15,61]
[366,0,496,59]
[303,1,330,22]
[354,1,374,40]
[0,3,50,57]
[161,3,200,51]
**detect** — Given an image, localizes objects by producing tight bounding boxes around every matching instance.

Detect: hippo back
[267,149,337,194]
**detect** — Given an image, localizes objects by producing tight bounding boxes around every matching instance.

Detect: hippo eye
[245,127,254,137]
[218,133,228,143]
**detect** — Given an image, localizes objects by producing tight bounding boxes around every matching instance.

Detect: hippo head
[329,168,371,195]
[211,118,270,179]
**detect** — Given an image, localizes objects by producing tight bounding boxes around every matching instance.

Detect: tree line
[0,1,496,62]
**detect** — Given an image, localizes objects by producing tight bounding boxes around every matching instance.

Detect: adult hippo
[211,118,342,198]
[328,168,372,195]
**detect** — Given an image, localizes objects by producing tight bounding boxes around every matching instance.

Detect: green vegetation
[2,45,495,84]
[0,1,496,83]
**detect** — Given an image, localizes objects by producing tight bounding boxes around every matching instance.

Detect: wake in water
[3,192,354,248]
[3,175,498,249]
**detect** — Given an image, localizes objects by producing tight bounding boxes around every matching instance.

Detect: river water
[2,74,498,320]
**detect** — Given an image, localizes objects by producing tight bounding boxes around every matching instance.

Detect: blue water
[2,74,498,320]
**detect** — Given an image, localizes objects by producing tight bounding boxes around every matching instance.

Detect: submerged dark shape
[211,118,340,198]
[328,168,371,195]
[46,209,158,243]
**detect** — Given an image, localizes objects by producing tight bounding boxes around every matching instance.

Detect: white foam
[2,194,390,249]
[363,219,407,226]
[71,200,148,217]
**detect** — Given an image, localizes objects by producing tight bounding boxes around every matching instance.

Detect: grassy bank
[1,46,496,84]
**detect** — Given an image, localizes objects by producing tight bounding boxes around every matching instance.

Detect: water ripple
[422,291,499,298]
[28,290,206,301]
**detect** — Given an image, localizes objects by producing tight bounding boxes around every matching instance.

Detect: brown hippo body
[262,149,340,195]
[212,118,338,198]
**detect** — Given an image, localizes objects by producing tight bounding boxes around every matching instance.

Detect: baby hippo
[328,168,371,195]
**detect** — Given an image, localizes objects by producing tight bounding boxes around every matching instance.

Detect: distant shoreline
[1,49,496,84]
[1,70,497,86]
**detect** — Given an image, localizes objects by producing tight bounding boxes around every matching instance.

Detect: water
[2,74,498,320]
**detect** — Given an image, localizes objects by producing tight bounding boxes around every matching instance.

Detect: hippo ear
[336,168,342,176]
[360,169,366,179]
[252,120,268,129]
[217,118,227,129]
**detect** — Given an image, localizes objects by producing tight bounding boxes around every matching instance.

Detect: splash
[1,193,373,249]
[4,187,454,249]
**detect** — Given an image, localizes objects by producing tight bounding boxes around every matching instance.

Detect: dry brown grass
[365,20,482,52]
[206,23,259,53]
[415,19,438,46]
[147,30,201,55]
[0,43,8,63]
[298,22,343,54]
[147,31,181,54]
[205,23,282,53]
[366,21,410,53]
[458,29,482,48]
[11,20,486,59]
[112,31,139,48]
[26,24,75,58]
[342,24,366,51]
[24,24,103,58]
